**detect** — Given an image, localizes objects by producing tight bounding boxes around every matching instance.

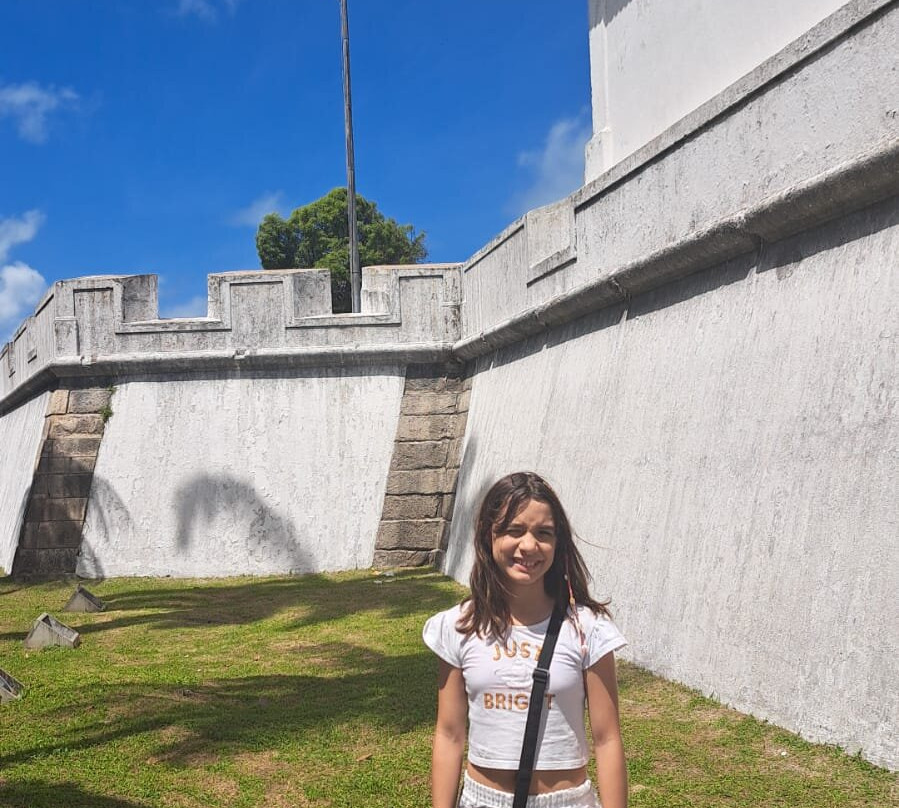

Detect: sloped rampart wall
[447,197,898,770]
[0,392,49,573]
[445,2,898,769]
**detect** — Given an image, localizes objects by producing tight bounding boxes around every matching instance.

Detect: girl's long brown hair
[456,471,610,639]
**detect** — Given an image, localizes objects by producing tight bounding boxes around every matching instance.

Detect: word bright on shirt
[483,691,555,711]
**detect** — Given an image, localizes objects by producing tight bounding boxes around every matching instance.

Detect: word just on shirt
[491,640,543,661]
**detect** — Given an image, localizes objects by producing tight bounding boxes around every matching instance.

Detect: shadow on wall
[6,485,31,575]
[79,472,313,576]
[173,472,312,572]
[625,251,756,322]
[475,195,899,381]
[444,434,487,581]
[480,249,754,377]
[78,474,128,579]
[756,193,899,276]
[589,0,635,27]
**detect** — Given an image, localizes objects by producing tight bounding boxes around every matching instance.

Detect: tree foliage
[256,188,428,311]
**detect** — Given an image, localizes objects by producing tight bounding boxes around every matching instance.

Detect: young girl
[424,472,628,808]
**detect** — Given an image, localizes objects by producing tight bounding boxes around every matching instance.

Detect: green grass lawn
[0,571,894,808]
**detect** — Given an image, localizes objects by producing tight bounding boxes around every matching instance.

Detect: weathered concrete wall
[0,263,463,577]
[446,196,899,770]
[443,1,899,770]
[586,0,852,177]
[0,392,49,573]
[78,369,405,577]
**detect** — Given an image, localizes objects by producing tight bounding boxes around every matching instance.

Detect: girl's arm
[432,659,468,808]
[586,651,628,808]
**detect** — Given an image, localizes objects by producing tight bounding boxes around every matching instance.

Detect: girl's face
[491,498,557,591]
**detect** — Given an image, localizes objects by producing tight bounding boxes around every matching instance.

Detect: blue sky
[1,1,592,338]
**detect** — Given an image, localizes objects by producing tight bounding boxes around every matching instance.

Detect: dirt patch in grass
[267,639,344,670]
[147,726,218,768]
[233,749,283,777]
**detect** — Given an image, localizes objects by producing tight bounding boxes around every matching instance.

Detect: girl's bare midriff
[467,763,588,795]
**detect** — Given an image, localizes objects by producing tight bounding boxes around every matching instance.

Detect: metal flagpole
[339,0,362,313]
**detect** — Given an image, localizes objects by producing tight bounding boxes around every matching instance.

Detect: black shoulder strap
[513,603,566,808]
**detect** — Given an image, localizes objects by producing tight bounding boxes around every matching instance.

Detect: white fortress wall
[586,0,850,178]
[0,264,462,577]
[0,391,49,573]
[448,197,899,770]
[79,369,405,578]
[448,2,898,769]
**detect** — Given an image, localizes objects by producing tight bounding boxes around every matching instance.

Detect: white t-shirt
[423,602,626,770]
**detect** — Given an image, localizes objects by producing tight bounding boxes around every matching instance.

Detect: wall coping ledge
[454,137,899,360]
[0,343,457,416]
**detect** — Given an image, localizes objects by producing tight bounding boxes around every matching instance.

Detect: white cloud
[0,210,45,263]
[0,81,79,143]
[175,0,242,20]
[161,294,208,319]
[229,191,285,228]
[0,263,47,339]
[509,115,591,217]
[0,211,48,342]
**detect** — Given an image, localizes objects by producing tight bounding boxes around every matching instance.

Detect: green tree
[256,188,428,311]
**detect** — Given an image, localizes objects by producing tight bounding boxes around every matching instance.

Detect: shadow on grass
[0,781,148,808]
[0,569,463,642]
[0,641,437,769]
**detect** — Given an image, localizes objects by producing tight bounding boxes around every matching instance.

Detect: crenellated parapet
[0,264,461,414]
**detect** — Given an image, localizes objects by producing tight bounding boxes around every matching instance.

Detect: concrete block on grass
[24,613,81,650]
[63,586,105,613]
[0,668,24,703]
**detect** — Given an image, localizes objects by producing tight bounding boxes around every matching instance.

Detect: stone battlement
[1,264,461,413]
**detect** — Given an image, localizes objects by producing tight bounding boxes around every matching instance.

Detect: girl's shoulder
[572,604,627,667]
[422,602,469,667]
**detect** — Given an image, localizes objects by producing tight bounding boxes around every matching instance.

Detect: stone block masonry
[372,364,471,568]
[11,386,112,576]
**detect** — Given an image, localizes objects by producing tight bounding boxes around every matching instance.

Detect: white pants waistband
[458,773,601,808]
